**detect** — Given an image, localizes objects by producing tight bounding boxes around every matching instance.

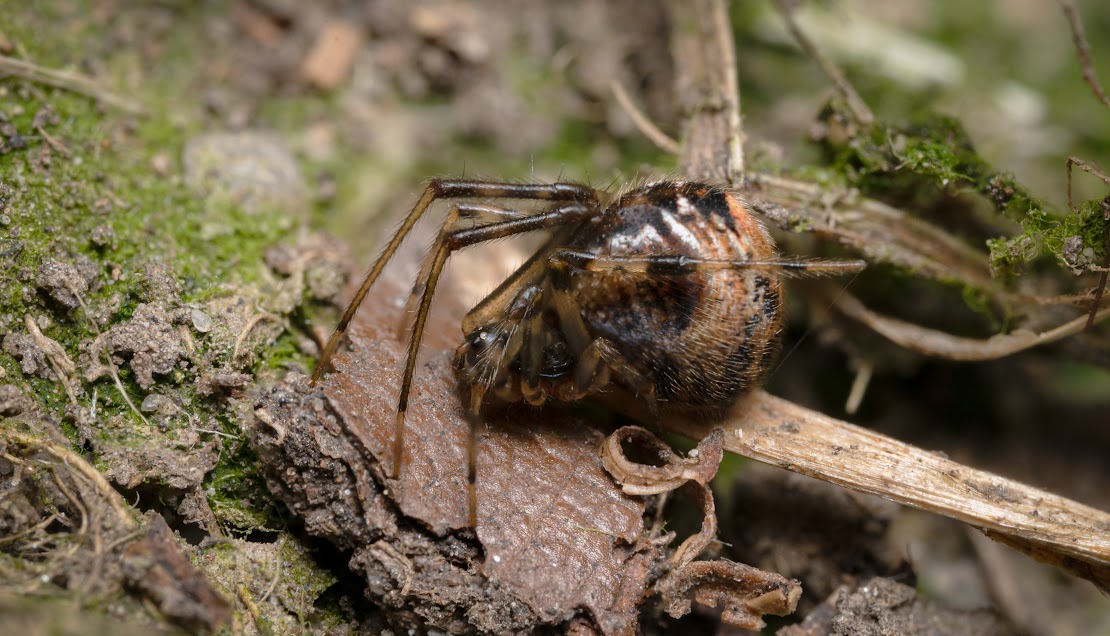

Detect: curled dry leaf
[600,425,723,495]
[601,425,801,630]
[655,559,803,631]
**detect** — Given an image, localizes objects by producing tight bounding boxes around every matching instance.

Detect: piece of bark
[122,512,232,633]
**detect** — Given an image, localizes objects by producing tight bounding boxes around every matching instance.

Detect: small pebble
[191,308,213,333]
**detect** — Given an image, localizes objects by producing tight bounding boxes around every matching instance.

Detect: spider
[312,179,865,478]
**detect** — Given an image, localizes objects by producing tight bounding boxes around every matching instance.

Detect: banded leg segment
[389,201,600,477]
[313,179,598,383]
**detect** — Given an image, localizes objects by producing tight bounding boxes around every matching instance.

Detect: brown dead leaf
[319,318,659,633]
[474,416,646,628]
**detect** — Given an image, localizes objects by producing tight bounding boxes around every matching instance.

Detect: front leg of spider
[312,179,600,478]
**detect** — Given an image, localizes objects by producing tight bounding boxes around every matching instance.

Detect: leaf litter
[250,230,800,633]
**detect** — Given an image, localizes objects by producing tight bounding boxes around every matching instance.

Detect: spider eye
[472,331,490,351]
[459,330,495,371]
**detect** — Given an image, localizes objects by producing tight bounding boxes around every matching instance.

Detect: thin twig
[1059,0,1110,111]
[610,81,681,155]
[234,310,283,359]
[967,529,1052,636]
[260,539,285,603]
[773,0,874,126]
[0,54,146,115]
[747,172,994,288]
[238,584,272,636]
[830,286,1110,360]
[23,314,80,406]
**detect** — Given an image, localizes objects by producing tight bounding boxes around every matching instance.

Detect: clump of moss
[813,102,1109,280]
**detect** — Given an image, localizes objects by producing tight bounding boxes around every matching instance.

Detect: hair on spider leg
[1060,1,1110,330]
[1065,156,1110,331]
[314,178,864,488]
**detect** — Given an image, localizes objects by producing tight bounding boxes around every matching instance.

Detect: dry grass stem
[667,0,744,184]
[831,287,1110,360]
[661,391,1110,590]
[0,53,146,115]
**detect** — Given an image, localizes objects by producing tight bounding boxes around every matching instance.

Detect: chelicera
[312,179,864,478]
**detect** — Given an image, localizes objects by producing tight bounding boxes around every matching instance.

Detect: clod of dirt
[195,370,251,396]
[35,255,98,309]
[84,302,189,390]
[3,331,52,379]
[121,512,231,633]
[138,260,181,303]
[0,384,34,416]
[722,462,906,612]
[262,232,351,313]
[89,424,220,492]
[89,224,115,248]
[779,577,1005,636]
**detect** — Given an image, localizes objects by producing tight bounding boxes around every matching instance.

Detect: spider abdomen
[566,181,783,408]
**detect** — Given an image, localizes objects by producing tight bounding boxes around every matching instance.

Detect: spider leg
[399,201,543,340]
[570,338,655,406]
[518,287,549,405]
[554,250,866,278]
[391,200,599,478]
[1067,157,1110,330]
[313,179,598,383]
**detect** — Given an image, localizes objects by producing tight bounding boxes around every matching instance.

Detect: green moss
[205,436,285,532]
[0,3,317,552]
[812,104,1110,287]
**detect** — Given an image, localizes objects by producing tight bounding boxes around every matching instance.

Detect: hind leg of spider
[570,338,657,406]
[554,249,866,278]
[1067,157,1110,330]
[390,200,601,478]
[312,179,599,383]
